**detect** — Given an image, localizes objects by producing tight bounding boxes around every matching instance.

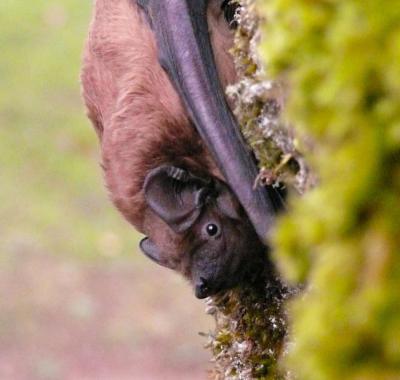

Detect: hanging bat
[81,0,283,298]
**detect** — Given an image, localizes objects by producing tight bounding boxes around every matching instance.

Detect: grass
[0,0,139,261]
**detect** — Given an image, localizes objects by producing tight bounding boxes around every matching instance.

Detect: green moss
[257,0,400,379]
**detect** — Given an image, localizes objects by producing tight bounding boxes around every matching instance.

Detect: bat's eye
[206,223,220,237]
[221,0,239,29]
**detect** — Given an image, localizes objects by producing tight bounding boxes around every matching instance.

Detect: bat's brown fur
[81,0,236,233]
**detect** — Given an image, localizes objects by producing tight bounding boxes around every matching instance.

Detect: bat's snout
[194,276,227,299]
[194,277,212,299]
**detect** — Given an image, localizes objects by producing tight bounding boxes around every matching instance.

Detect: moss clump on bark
[206,269,293,380]
[257,1,400,379]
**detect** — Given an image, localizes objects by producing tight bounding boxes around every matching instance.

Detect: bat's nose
[195,277,212,299]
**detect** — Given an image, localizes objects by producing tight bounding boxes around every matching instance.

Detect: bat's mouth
[137,0,283,244]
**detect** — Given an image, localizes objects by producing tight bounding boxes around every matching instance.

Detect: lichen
[227,0,315,194]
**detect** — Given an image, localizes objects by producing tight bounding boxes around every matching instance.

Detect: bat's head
[140,165,266,298]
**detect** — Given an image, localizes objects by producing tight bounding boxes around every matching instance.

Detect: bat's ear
[143,165,211,233]
[139,237,175,269]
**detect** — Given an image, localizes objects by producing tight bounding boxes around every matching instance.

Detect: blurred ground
[0,1,212,379]
[0,252,211,380]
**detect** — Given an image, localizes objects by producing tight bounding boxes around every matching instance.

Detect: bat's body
[81,0,282,298]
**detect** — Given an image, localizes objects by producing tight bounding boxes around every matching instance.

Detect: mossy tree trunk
[207,1,400,379]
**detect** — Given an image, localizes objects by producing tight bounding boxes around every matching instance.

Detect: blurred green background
[0,1,211,379]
